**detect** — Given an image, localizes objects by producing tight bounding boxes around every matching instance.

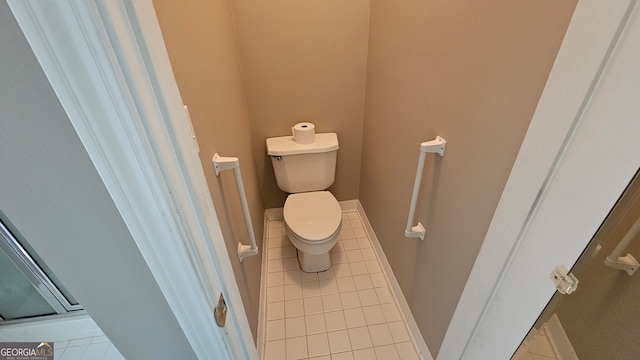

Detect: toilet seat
[283,191,341,241]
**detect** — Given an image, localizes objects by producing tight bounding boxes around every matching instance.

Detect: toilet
[266,132,342,272]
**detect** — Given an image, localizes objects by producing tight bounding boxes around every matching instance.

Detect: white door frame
[7,1,257,359]
[440,0,640,358]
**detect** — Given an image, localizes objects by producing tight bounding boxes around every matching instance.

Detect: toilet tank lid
[266,133,339,156]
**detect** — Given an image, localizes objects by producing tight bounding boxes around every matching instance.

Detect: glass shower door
[0,218,82,321]
[514,170,640,359]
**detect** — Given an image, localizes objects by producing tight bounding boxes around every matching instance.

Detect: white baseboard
[356,201,433,360]
[257,211,270,360]
[339,199,359,212]
[265,207,283,221]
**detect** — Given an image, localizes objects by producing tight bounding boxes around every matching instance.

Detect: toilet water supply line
[604,215,640,276]
[213,153,259,262]
[405,136,447,240]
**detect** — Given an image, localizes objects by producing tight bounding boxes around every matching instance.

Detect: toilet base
[298,251,331,273]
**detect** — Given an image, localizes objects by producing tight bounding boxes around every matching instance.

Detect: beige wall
[360,0,576,354]
[230,0,370,208]
[152,0,265,340]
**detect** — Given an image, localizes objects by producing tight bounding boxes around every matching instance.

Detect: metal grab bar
[604,215,640,275]
[405,136,446,240]
[213,153,259,262]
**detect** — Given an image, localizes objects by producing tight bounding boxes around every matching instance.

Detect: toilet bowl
[283,191,342,272]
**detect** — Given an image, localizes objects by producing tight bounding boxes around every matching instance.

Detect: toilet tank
[266,133,339,193]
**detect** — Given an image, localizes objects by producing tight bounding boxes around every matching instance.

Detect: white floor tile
[388,321,411,343]
[370,273,387,288]
[265,339,286,360]
[324,311,347,332]
[68,338,92,347]
[344,308,367,329]
[368,323,394,347]
[285,299,305,318]
[267,286,285,303]
[318,267,336,280]
[55,341,70,350]
[304,296,324,315]
[381,303,402,322]
[332,350,355,360]
[333,263,351,277]
[363,305,386,325]
[319,279,339,295]
[346,250,364,263]
[303,281,321,297]
[307,333,330,357]
[353,274,373,290]
[102,345,124,360]
[284,284,303,300]
[300,271,319,283]
[283,269,301,285]
[395,342,419,359]
[309,356,331,360]
[285,336,307,360]
[59,345,86,360]
[352,347,376,360]
[322,294,343,312]
[327,330,351,354]
[348,327,372,350]
[285,316,306,338]
[89,336,110,344]
[283,257,300,271]
[305,313,327,334]
[337,277,357,293]
[267,301,285,320]
[340,291,361,310]
[268,271,284,287]
[357,289,379,307]
[375,344,400,360]
[349,262,368,276]
[80,342,109,360]
[266,319,285,341]
[374,286,393,304]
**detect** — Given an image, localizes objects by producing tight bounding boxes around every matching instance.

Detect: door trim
[7,1,256,358]
[439,0,640,358]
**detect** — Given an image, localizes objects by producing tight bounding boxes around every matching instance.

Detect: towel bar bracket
[405,223,426,240]
[213,154,240,175]
[605,254,639,276]
[420,136,447,155]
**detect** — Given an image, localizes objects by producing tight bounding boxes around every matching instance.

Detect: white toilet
[266,132,342,272]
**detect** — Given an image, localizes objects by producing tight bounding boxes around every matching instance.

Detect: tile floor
[0,314,124,360]
[263,211,420,360]
[54,335,124,360]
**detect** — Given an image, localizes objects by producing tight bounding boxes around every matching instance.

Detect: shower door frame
[0,220,83,319]
[440,0,640,358]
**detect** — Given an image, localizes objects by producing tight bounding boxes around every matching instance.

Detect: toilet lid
[284,191,342,241]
